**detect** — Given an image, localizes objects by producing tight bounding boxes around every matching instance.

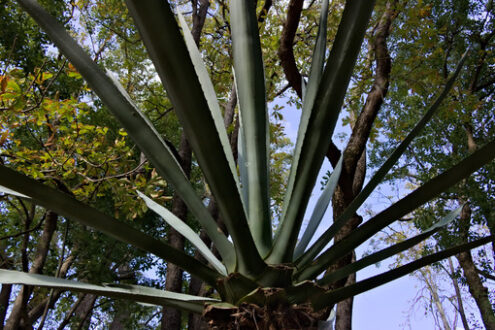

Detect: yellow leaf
[0,131,9,146]
[0,76,7,93]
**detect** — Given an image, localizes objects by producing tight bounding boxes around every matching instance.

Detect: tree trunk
[161,134,191,330]
[23,255,74,327]
[5,210,57,330]
[448,257,470,330]
[278,0,304,98]
[454,204,495,330]
[325,2,397,328]
[457,251,495,330]
[420,269,451,330]
[0,243,13,328]
[73,294,97,329]
[0,283,12,328]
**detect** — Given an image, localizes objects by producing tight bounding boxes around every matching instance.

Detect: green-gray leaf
[137,191,227,275]
[0,270,218,314]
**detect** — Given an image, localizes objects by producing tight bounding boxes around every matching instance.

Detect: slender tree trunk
[0,244,13,328]
[0,284,12,329]
[56,294,86,330]
[73,294,97,330]
[160,2,211,329]
[109,304,130,330]
[24,255,74,327]
[162,135,191,330]
[5,210,57,330]
[453,204,495,330]
[278,0,304,98]
[421,269,452,330]
[457,250,495,329]
[327,2,397,328]
[448,257,470,330]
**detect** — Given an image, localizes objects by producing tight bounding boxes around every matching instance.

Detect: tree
[0,0,494,329]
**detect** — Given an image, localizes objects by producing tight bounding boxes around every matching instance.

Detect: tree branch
[278,0,304,98]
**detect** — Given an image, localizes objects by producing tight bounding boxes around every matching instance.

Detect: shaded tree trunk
[455,205,495,330]
[278,0,304,98]
[448,257,470,330]
[24,255,74,327]
[0,284,12,329]
[328,3,397,328]
[160,2,211,329]
[73,294,97,330]
[0,243,13,328]
[161,134,191,330]
[4,210,57,330]
[457,251,495,330]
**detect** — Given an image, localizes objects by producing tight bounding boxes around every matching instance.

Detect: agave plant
[1,0,494,328]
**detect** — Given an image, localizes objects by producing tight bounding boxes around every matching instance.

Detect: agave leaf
[0,270,218,314]
[281,0,329,236]
[317,206,462,286]
[0,165,221,285]
[237,103,249,210]
[0,185,28,198]
[296,140,495,280]
[297,50,470,268]
[125,0,265,276]
[177,12,241,199]
[230,0,272,256]
[137,191,227,275]
[106,72,235,270]
[269,0,376,263]
[301,77,307,101]
[293,155,342,258]
[311,235,494,310]
[15,0,235,269]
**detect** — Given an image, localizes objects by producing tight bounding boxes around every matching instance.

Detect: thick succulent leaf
[281,0,329,240]
[125,0,265,276]
[15,0,234,269]
[177,12,241,197]
[311,235,494,310]
[0,185,28,198]
[297,50,469,267]
[269,0,376,263]
[238,107,249,210]
[137,191,227,275]
[317,206,462,286]
[293,155,342,258]
[230,0,271,255]
[296,140,495,280]
[0,270,218,314]
[0,165,221,285]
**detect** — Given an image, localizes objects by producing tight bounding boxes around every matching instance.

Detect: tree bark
[448,257,470,330]
[0,243,13,328]
[5,210,57,330]
[56,294,85,330]
[0,284,12,329]
[24,255,74,327]
[278,0,304,98]
[161,134,191,330]
[457,250,495,330]
[73,294,97,330]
